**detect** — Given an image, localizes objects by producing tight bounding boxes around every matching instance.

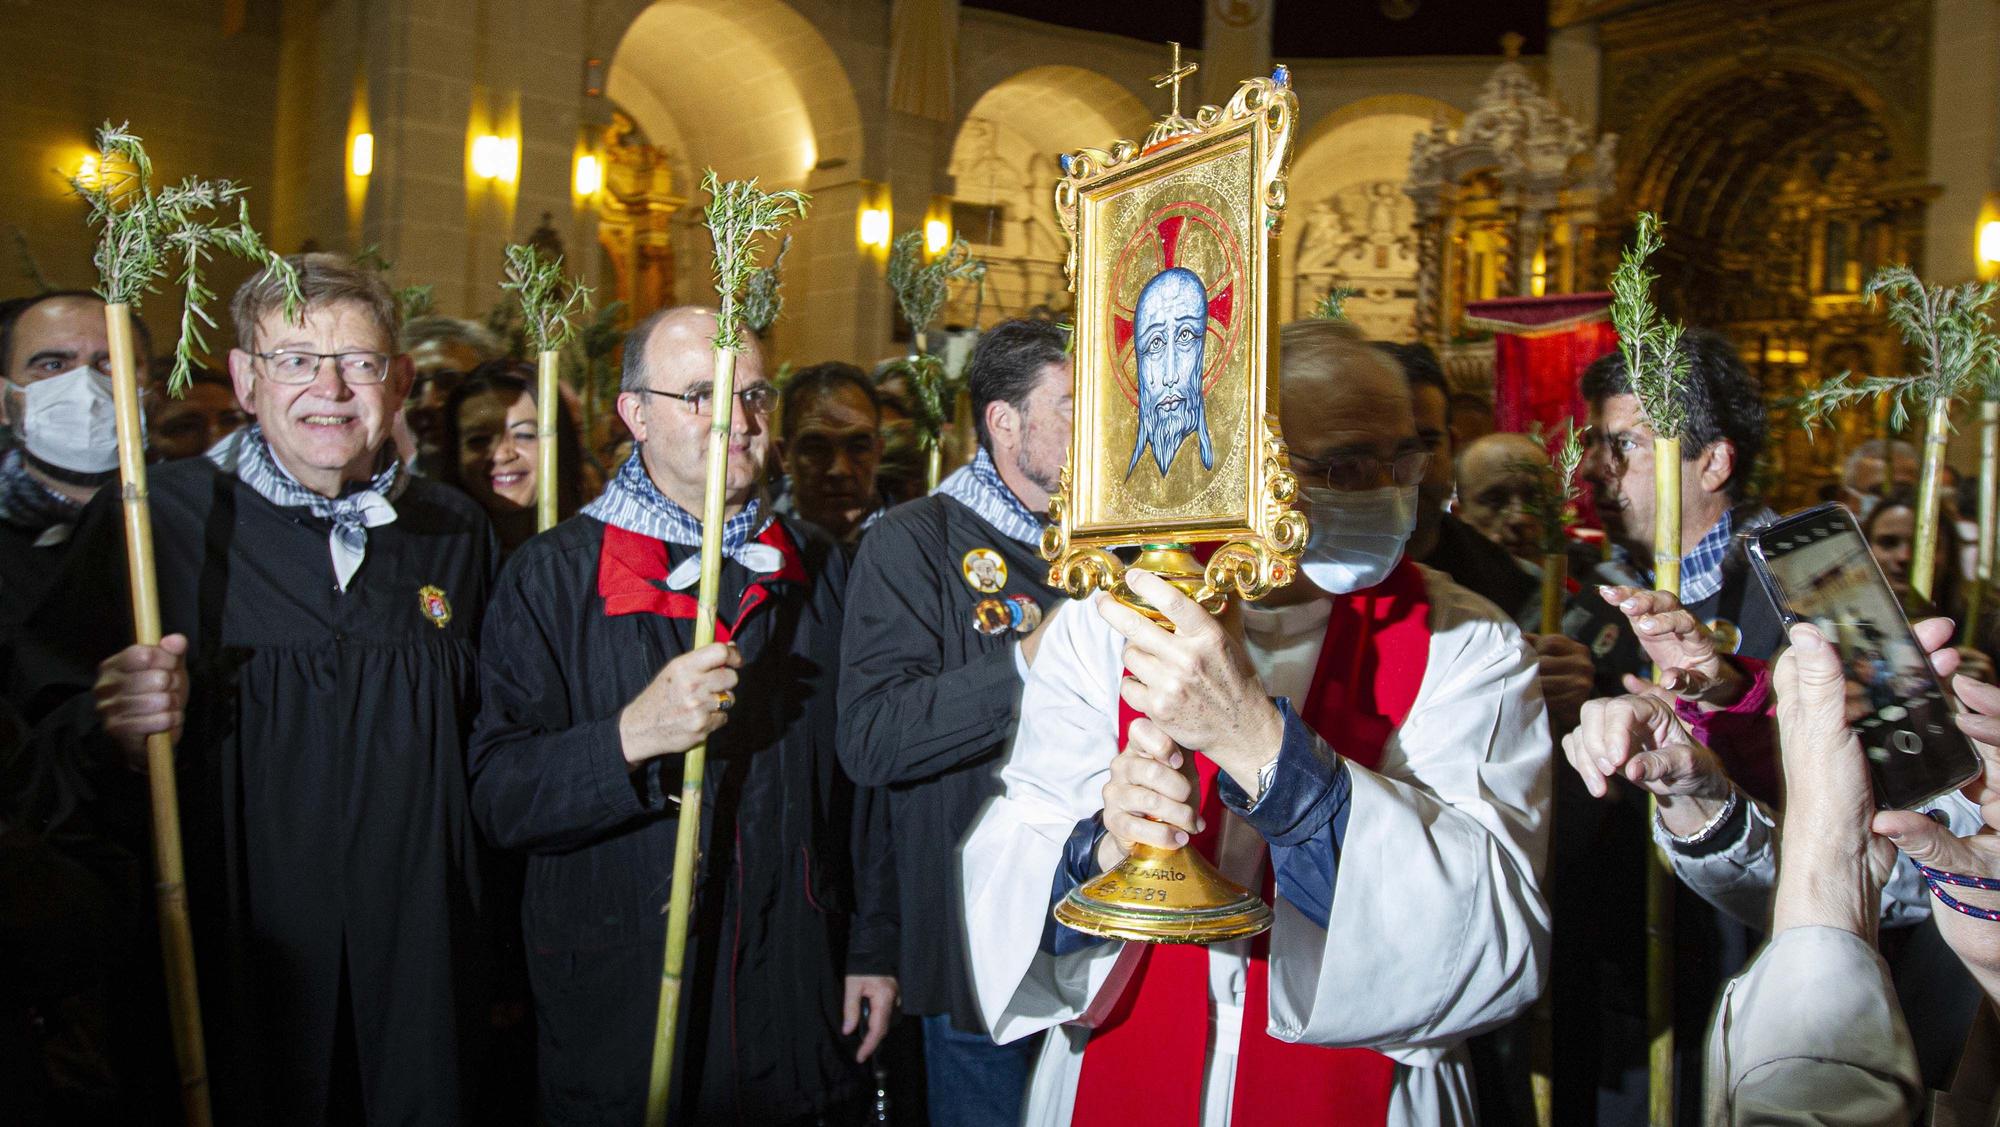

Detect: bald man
[468,306,896,1125]
[1458,432,1555,565]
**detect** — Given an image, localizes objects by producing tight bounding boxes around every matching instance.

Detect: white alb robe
[959,566,1553,1126]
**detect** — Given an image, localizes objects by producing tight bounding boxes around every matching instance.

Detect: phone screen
[1754,505,1979,809]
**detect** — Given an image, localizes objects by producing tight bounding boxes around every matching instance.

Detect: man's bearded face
[1128,267,1214,478]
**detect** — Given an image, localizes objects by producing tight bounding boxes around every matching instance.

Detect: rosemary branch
[742,234,792,337]
[500,243,594,356]
[702,170,809,354]
[888,230,986,344]
[1609,212,1690,440]
[72,122,300,395]
[1796,267,2000,433]
[1313,286,1362,321]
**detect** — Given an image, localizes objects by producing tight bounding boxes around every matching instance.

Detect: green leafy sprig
[1797,267,2000,433]
[888,230,986,345]
[500,243,594,356]
[1512,420,1586,558]
[72,122,300,394]
[1608,212,1690,440]
[1312,285,1362,321]
[702,170,809,354]
[742,234,792,337]
[353,244,435,322]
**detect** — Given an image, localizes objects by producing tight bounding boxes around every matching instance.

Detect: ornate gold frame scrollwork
[1042,71,1302,610]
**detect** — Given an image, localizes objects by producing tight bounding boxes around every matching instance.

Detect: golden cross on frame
[1151,41,1198,119]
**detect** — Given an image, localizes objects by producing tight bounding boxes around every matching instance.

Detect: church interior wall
[0,0,282,311]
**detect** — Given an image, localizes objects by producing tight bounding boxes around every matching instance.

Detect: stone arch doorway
[1625,59,1930,506]
[602,0,862,355]
[945,65,1152,327]
[1284,94,1461,335]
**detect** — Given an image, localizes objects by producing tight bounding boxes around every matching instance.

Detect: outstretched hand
[1562,689,1734,836]
[1600,585,1747,707]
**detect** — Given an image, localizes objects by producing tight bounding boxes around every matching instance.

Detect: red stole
[1069,560,1433,1127]
[595,521,806,637]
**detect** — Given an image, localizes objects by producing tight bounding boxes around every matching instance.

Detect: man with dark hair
[399,315,504,478]
[838,317,1071,1127]
[145,366,245,462]
[1578,327,1780,662]
[469,306,895,1125]
[18,253,496,1124]
[774,361,889,543]
[1555,328,1781,1123]
[0,291,152,615]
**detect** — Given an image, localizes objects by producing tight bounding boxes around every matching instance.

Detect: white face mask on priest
[1271,319,1428,603]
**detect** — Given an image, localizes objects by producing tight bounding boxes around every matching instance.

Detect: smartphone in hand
[1748,502,1981,810]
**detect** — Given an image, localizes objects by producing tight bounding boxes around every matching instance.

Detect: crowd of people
[0,255,1995,1127]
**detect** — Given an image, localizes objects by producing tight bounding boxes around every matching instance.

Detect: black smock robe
[15,459,496,1126]
[837,494,1060,1028]
[467,512,893,1126]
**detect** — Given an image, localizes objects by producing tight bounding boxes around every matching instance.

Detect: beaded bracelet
[1914,861,2000,922]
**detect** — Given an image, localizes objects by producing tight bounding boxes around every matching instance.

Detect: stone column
[1925,0,2000,282]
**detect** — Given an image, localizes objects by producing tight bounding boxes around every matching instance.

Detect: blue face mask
[1299,484,1418,594]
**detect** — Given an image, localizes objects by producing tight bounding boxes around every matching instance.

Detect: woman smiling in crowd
[440,359,585,554]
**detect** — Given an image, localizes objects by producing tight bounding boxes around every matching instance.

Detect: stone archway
[945,65,1153,326]
[604,0,863,358]
[1626,59,1929,506]
[1283,95,1462,335]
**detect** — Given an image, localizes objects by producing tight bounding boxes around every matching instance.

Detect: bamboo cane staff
[71,122,301,1127]
[1608,212,1693,1127]
[1534,421,1586,635]
[1801,270,2000,606]
[887,229,985,490]
[645,172,807,1127]
[500,244,593,533]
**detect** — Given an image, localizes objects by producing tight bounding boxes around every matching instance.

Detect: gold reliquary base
[1053,842,1273,945]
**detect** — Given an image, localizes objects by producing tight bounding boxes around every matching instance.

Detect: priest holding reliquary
[959,59,1552,1127]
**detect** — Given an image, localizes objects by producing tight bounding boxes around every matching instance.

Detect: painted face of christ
[1127,267,1214,479]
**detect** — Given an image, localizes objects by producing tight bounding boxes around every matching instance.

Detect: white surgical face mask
[1300,484,1418,594]
[9,365,121,475]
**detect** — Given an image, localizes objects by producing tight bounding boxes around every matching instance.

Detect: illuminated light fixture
[925,218,950,254]
[859,207,891,249]
[573,153,602,197]
[1981,219,2000,265]
[471,134,518,183]
[75,152,101,190]
[350,132,374,177]
[1787,348,1809,365]
[1529,248,1548,297]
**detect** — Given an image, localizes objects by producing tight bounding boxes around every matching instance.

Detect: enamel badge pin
[962,549,1008,594]
[418,585,453,629]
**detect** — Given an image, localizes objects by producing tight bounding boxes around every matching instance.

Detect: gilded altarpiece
[1596,0,1934,509]
[595,112,685,327]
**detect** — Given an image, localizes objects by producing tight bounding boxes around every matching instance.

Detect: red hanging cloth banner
[1463,292,1618,440]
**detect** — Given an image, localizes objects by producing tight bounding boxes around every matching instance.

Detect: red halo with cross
[1106,199,1245,406]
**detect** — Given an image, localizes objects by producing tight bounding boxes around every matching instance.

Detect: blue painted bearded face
[1128,267,1214,478]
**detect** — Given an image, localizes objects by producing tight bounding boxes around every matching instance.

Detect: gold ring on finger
[714,690,735,713]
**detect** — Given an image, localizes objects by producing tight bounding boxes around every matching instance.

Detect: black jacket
[837,494,1062,1027]
[15,460,497,1127]
[468,512,890,1124]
